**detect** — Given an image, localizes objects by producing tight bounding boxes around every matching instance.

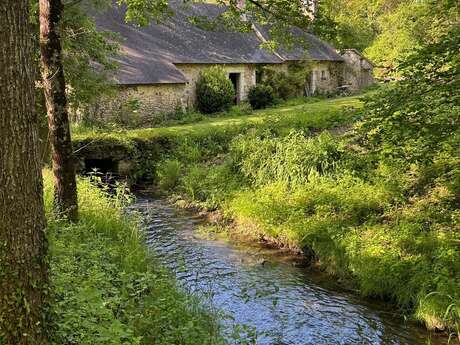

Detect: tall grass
[43,170,223,345]
[155,125,460,334]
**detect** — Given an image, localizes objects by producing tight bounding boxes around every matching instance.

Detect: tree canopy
[315,0,459,75]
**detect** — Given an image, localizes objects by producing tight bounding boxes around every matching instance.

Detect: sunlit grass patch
[72,94,364,143]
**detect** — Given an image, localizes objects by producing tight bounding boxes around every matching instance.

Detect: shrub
[157,159,182,190]
[261,61,311,100]
[248,85,275,109]
[196,66,235,114]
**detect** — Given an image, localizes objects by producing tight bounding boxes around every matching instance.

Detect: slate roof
[255,25,345,62]
[94,2,344,85]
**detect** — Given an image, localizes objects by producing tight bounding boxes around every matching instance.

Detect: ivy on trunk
[39,0,78,221]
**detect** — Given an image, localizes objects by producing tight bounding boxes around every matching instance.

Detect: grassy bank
[161,132,459,333]
[149,92,459,334]
[44,170,223,345]
[72,95,364,182]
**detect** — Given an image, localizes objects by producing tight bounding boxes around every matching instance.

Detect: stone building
[91,2,373,123]
[342,49,375,91]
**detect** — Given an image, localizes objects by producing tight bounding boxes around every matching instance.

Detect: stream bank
[73,92,459,336]
[133,195,448,345]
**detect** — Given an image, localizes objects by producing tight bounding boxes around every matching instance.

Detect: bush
[196,66,235,114]
[261,61,311,100]
[248,85,275,109]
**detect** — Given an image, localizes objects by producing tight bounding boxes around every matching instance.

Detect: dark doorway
[256,70,264,84]
[229,73,241,104]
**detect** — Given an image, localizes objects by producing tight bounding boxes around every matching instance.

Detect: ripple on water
[131,198,446,345]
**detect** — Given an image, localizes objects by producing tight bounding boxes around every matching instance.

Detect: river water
[132,197,446,345]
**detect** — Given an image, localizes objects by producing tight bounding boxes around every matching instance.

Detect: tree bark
[0,1,49,344]
[39,0,78,221]
[301,0,318,21]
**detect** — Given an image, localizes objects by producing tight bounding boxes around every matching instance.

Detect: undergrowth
[43,170,223,345]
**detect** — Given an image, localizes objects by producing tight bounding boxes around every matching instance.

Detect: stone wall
[128,84,187,114]
[175,63,257,106]
[84,60,348,125]
[84,83,187,127]
[310,61,343,95]
[262,61,343,96]
[342,49,374,91]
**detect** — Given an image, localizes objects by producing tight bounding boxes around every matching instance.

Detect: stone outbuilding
[91,1,374,122]
[341,49,375,91]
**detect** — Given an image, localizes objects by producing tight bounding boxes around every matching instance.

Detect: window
[321,70,327,80]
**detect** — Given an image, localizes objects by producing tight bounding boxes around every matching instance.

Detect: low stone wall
[73,135,166,182]
[82,84,187,127]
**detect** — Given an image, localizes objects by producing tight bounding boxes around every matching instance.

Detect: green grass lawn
[73,95,365,142]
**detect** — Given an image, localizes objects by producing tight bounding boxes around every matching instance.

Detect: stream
[132,196,446,345]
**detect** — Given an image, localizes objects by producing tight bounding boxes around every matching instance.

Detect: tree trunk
[0,1,49,344]
[301,0,318,21]
[39,0,78,221]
